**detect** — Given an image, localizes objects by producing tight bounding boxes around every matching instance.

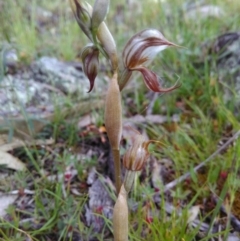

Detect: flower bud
[123,131,151,171]
[81,44,99,92]
[83,2,118,70]
[113,184,128,241]
[97,22,118,70]
[92,0,110,31]
[69,0,92,41]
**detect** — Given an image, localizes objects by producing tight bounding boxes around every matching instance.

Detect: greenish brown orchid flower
[122,127,164,193]
[123,129,151,192]
[120,29,181,92]
[123,128,151,172]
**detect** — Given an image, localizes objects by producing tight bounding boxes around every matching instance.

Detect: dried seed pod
[113,185,128,241]
[104,72,122,150]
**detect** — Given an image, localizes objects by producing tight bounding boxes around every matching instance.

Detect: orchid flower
[120,29,181,92]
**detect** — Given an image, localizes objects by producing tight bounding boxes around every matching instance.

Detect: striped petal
[122,29,178,69]
[81,44,99,92]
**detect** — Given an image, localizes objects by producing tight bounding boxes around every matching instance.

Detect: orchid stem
[118,68,132,91]
[112,148,121,194]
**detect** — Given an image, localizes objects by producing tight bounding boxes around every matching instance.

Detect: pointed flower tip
[168,42,186,49]
[135,67,181,93]
[87,83,94,93]
[145,140,167,149]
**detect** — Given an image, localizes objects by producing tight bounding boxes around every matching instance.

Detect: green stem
[118,68,132,91]
[112,148,121,194]
[92,28,108,59]
[123,170,135,193]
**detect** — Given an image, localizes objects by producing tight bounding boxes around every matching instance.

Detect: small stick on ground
[162,130,240,193]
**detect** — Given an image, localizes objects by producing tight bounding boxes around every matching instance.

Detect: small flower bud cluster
[123,133,150,171]
[123,128,153,193]
[69,0,117,91]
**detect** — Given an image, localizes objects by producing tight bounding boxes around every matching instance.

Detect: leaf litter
[0,110,239,240]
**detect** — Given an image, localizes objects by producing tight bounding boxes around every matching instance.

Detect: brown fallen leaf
[0,135,54,152]
[0,150,26,171]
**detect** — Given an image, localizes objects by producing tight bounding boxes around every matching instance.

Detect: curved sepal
[134,66,181,93]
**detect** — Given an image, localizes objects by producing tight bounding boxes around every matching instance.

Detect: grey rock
[0,56,90,117]
[211,32,240,109]
[183,0,225,19]
[85,172,114,234]
[31,56,88,94]
[227,233,240,241]
[4,48,18,67]
[196,32,240,112]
